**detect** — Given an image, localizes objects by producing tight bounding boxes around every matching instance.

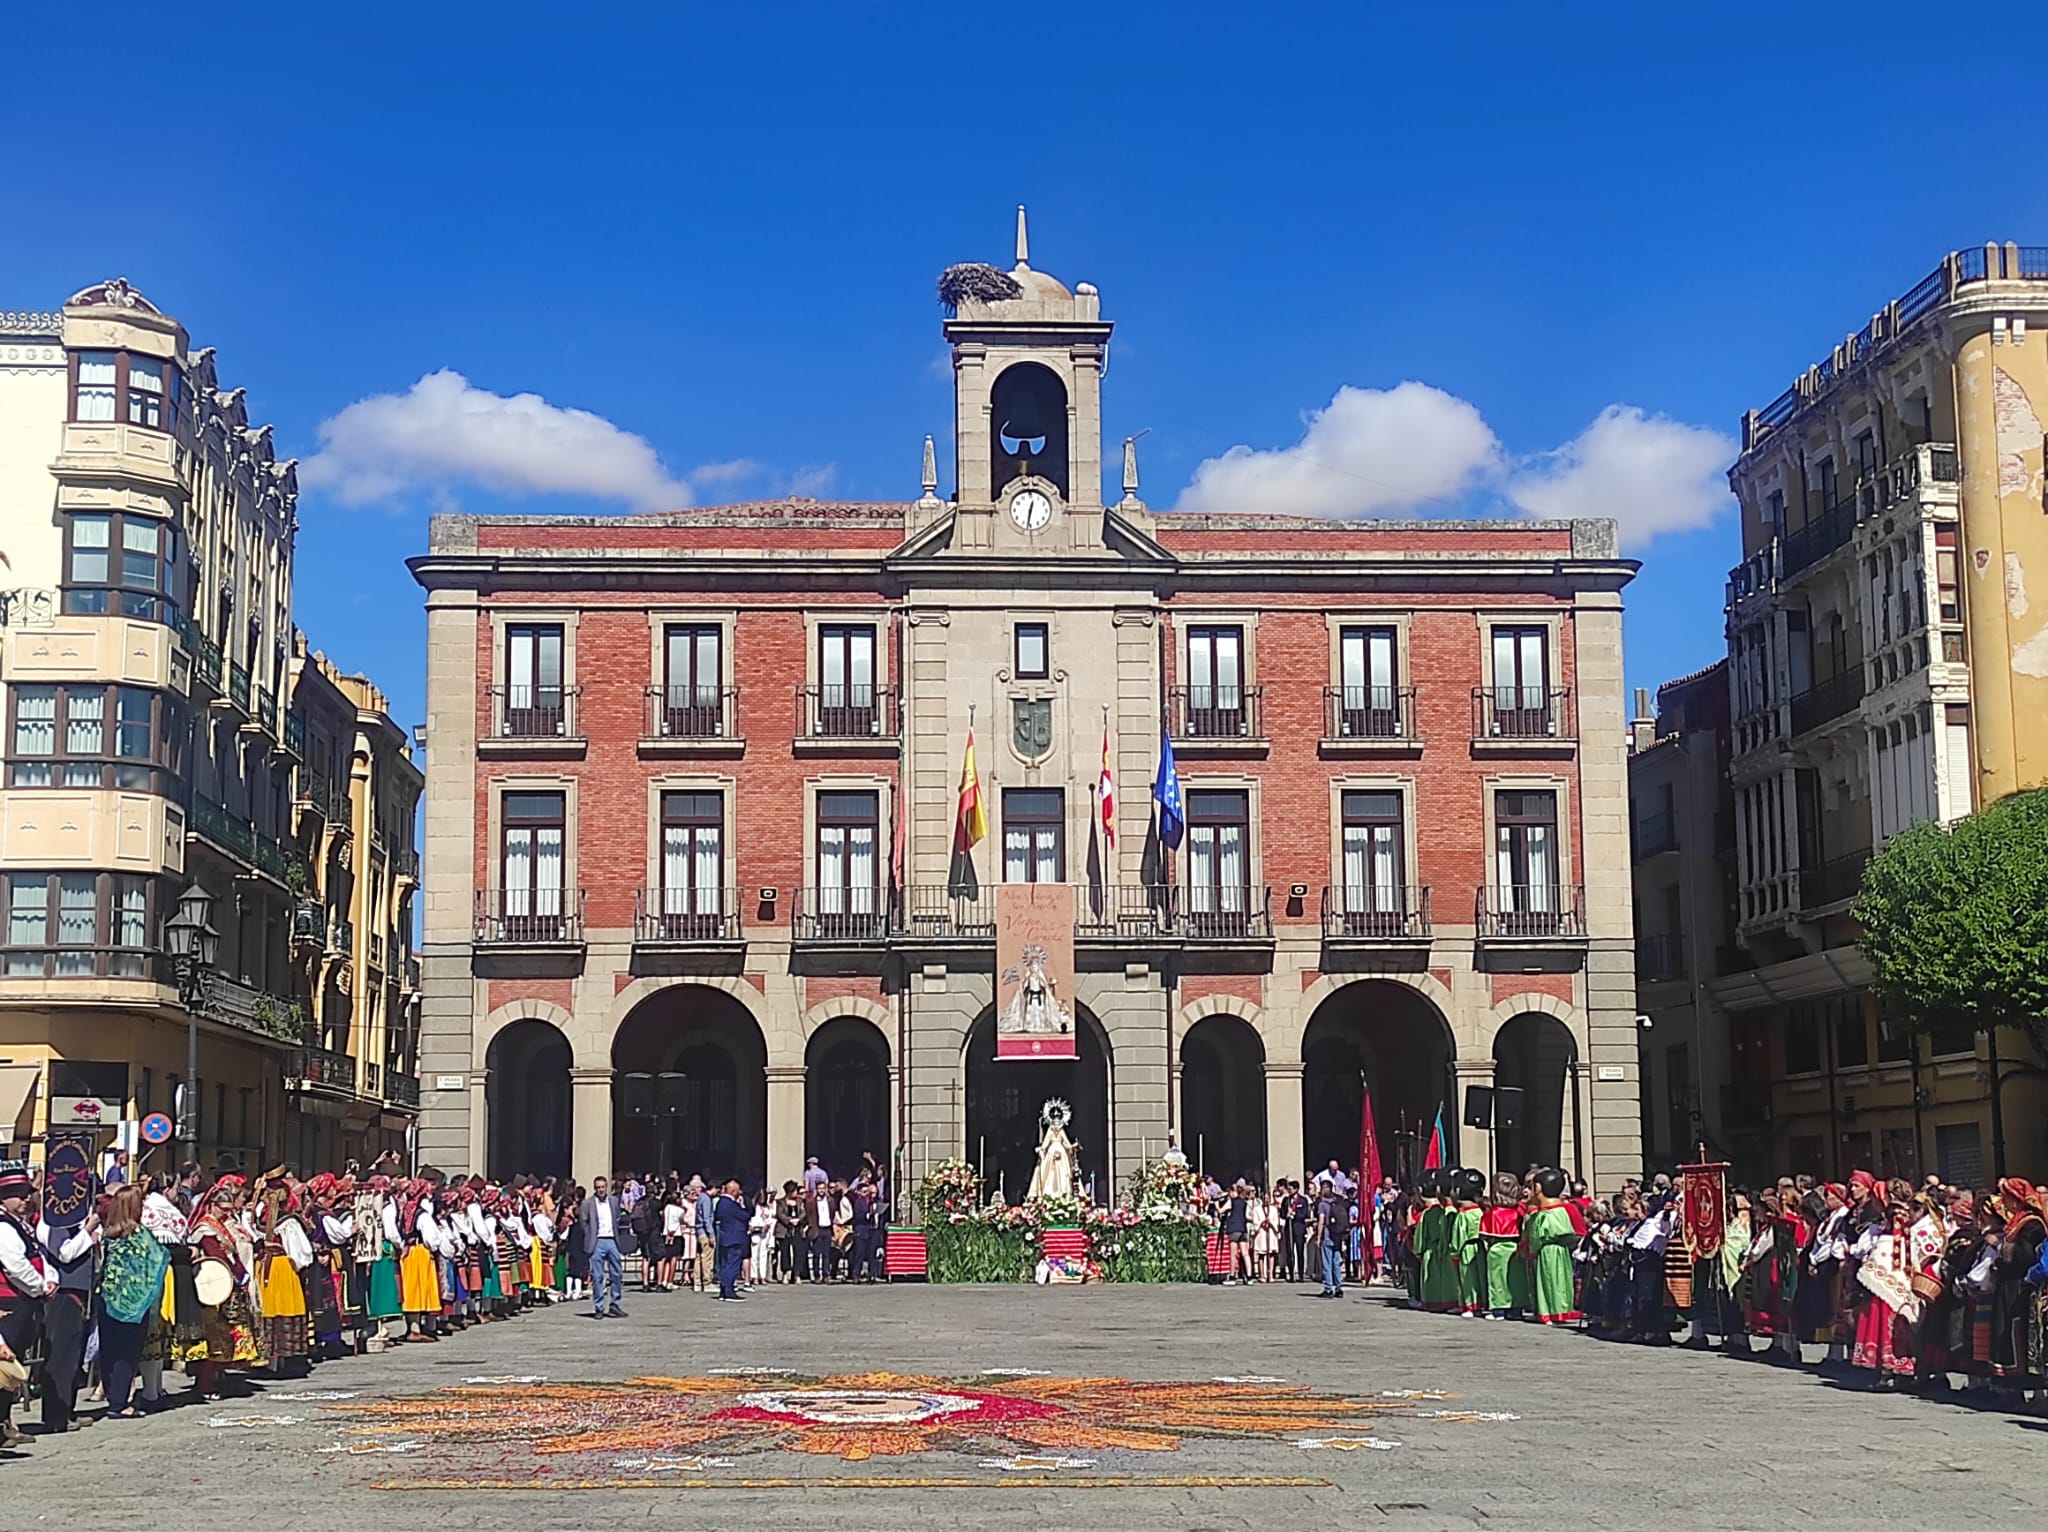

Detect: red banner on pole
[995,883,1077,1060]
[1679,1159,1730,1259]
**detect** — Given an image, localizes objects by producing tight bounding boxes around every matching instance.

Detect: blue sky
[7,3,2045,733]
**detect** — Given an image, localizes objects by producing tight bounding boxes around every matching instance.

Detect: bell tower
[941,207,1112,543]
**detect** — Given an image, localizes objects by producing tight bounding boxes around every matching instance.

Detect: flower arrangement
[915,1156,1211,1283]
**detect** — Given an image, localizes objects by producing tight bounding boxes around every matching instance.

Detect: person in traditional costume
[1449,1168,1486,1318]
[136,1180,186,1404]
[1902,1192,1955,1390]
[0,1164,52,1447]
[1848,1180,1920,1386]
[1688,1185,1751,1351]
[399,1179,444,1342]
[1989,1177,2047,1398]
[178,1175,259,1399]
[1624,1191,1677,1343]
[304,1174,350,1359]
[1524,1168,1584,1325]
[529,1186,556,1302]
[362,1175,404,1343]
[251,1169,311,1372]
[95,1183,171,1417]
[1415,1171,1455,1313]
[498,1190,531,1308]
[1797,1185,1849,1363]
[1479,1172,1525,1321]
[1740,1189,1805,1363]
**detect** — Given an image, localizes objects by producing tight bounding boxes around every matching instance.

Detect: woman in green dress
[1525,1167,1585,1325]
[1451,1168,1487,1316]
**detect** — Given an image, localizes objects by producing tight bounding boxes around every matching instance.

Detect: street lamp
[164,882,220,1161]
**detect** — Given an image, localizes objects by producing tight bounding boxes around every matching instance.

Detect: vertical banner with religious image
[42,1128,98,1228]
[1678,1159,1730,1260]
[995,883,1077,1060]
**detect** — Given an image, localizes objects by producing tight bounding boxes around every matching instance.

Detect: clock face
[1010,489,1053,532]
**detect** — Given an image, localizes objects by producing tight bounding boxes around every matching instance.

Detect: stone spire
[1015,204,1030,268]
[918,433,942,510]
[1117,433,1146,512]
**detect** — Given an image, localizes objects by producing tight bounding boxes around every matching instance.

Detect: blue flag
[1152,725,1184,850]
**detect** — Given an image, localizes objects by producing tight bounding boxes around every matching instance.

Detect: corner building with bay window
[413,225,1644,1198]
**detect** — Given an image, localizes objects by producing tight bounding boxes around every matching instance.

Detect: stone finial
[917,434,943,509]
[1122,436,1139,499]
[1015,204,1030,268]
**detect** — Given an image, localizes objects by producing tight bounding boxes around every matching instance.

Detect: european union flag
[1152,725,1184,850]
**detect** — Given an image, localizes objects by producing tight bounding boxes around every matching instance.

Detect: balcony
[176,617,223,692]
[1180,885,1273,942]
[1797,850,1870,915]
[1789,668,1864,738]
[283,708,307,759]
[1320,686,1419,753]
[1471,687,1576,752]
[899,885,996,942]
[1636,933,1687,983]
[1781,499,1858,579]
[1320,885,1431,944]
[791,886,891,943]
[633,887,744,946]
[402,954,421,991]
[641,685,743,756]
[1165,687,1267,756]
[290,902,328,951]
[395,846,419,884]
[329,917,355,958]
[286,1046,358,1096]
[1074,883,1177,943]
[794,686,900,754]
[1475,885,1587,943]
[385,1070,421,1109]
[228,660,253,716]
[1632,809,1678,860]
[474,888,587,948]
[296,765,331,822]
[195,973,302,1044]
[482,684,587,758]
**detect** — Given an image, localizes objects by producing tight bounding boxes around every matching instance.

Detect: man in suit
[577,1175,628,1319]
[712,1180,750,1301]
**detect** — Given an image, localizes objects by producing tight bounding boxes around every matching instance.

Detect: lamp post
[164,882,220,1162]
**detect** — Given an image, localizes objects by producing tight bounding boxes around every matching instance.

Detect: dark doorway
[1179,1016,1266,1186]
[611,986,767,1188]
[965,1006,1110,1204]
[1301,981,1453,1184]
[1492,1012,1580,1178]
[805,1016,891,1185]
[486,1019,571,1181]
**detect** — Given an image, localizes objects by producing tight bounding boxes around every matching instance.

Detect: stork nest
[938,262,1022,314]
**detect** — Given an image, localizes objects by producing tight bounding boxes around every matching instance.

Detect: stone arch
[1299,976,1457,1181]
[476,996,575,1070]
[1484,990,1581,1034]
[1171,992,1270,1052]
[610,981,772,1186]
[805,1012,893,1184]
[962,1001,1113,1204]
[1490,1002,1584,1181]
[799,995,894,1056]
[1289,969,1455,1068]
[1177,1008,1268,1187]
[604,973,800,1069]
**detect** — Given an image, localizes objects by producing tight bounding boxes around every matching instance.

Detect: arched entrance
[486,1019,571,1181]
[1492,1012,1580,1178]
[1301,980,1453,1183]
[1179,1015,1266,1186]
[965,1006,1110,1204]
[611,985,767,1187]
[805,1016,891,1184]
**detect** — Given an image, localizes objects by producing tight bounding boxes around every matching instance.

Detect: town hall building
[410,215,1643,1200]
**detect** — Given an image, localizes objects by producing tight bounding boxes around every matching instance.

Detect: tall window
[1184,627,1245,737]
[815,790,880,928]
[504,625,566,736]
[3,872,155,977]
[63,512,176,624]
[71,350,177,430]
[1002,789,1065,883]
[660,625,724,737]
[817,625,878,735]
[1337,626,1401,737]
[7,684,170,791]
[1185,789,1249,930]
[1488,626,1552,737]
[75,351,119,421]
[659,791,725,933]
[1493,789,1560,929]
[1338,789,1406,923]
[499,791,566,938]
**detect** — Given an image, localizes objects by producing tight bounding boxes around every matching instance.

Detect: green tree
[1853,787,2048,1063]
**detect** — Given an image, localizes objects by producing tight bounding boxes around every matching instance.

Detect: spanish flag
[955,728,988,851]
[1097,725,1116,854]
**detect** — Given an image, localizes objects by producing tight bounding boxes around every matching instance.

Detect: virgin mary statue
[1026,1099,1078,1203]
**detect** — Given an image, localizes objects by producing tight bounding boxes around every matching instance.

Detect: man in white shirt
[577,1176,627,1319]
[0,1167,51,1447]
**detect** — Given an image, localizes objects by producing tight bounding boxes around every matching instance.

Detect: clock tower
[940,207,1113,550]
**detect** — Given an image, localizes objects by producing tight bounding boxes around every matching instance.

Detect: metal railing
[1471,687,1575,743]
[474,887,587,945]
[286,1046,357,1093]
[1781,499,1857,577]
[177,617,223,690]
[402,954,421,990]
[1475,885,1587,940]
[197,973,303,1041]
[1320,885,1431,940]
[395,846,419,881]
[491,683,581,739]
[330,917,354,957]
[1166,685,1264,741]
[229,661,252,715]
[1633,809,1678,859]
[1181,885,1273,940]
[633,887,743,943]
[795,685,899,741]
[283,709,306,757]
[1789,668,1864,736]
[1323,685,1416,741]
[899,885,997,939]
[644,685,738,741]
[791,886,891,942]
[1074,883,1177,941]
[385,1071,421,1109]
[1636,933,1686,982]
[296,765,330,819]
[1798,850,1871,913]
[290,903,327,949]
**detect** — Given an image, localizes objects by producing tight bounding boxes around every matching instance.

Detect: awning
[0,1063,43,1146]
[1706,946,1873,1012]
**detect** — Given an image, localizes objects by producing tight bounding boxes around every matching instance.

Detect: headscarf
[1998,1177,2045,1236]
[1823,1183,1847,1208]
[1849,1170,1877,1198]
[194,1173,246,1222]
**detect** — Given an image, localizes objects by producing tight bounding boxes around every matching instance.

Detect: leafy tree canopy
[1853,787,2048,1063]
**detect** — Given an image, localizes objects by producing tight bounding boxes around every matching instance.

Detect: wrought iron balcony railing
[1471,687,1576,744]
[1323,685,1416,742]
[1320,885,1431,941]
[791,886,890,942]
[644,685,739,741]
[473,887,587,945]
[1475,885,1587,940]
[633,887,744,943]
[1165,686,1264,742]
[490,683,582,740]
[795,685,900,742]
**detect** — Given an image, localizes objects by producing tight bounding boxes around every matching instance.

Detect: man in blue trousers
[713,1179,750,1302]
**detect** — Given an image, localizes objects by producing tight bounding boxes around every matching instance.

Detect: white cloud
[1173,385,1733,547]
[301,369,690,511]
[1174,382,1502,517]
[1508,406,1735,544]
